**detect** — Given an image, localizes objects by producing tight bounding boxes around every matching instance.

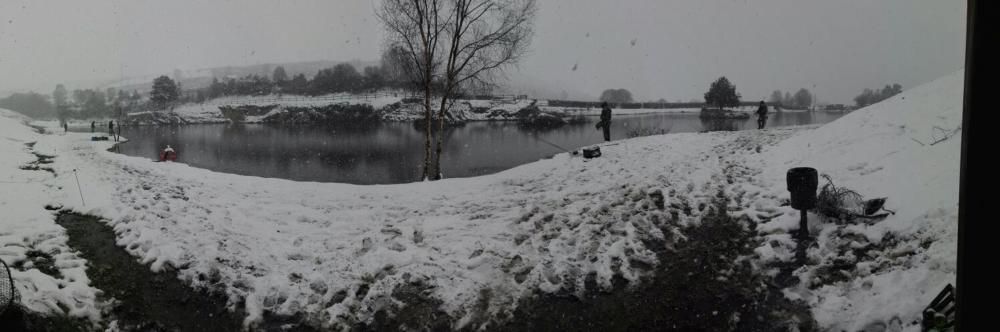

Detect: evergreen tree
[150,75,180,110]
[703,77,741,110]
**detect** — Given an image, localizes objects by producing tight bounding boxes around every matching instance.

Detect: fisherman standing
[108,120,114,137]
[596,102,613,142]
[755,101,768,130]
[91,121,96,133]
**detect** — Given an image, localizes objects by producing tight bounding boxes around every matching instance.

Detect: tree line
[0,84,143,121]
[202,60,410,100]
[599,81,815,110]
[0,36,503,121]
[853,84,902,108]
[769,88,813,109]
[152,45,435,105]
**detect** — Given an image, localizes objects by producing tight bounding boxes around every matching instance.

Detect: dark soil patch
[264,104,380,124]
[10,250,62,279]
[32,152,55,164]
[495,198,816,331]
[361,280,454,332]
[17,165,54,174]
[55,212,245,331]
[0,304,91,332]
[18,145,56,175]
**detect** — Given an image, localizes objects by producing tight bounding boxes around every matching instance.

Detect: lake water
[114,111,845,184]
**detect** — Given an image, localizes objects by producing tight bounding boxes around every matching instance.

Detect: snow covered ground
[0,69,962,330]
[754,70,963,331]
[0,110,102,325]
[29,121,754,329]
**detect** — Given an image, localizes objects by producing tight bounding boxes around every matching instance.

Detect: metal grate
[0,258,16,315]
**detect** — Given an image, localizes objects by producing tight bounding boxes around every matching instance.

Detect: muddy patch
[55,212,245,331]
[10,250,62,279]
[0,304,91,332]
[495,198,816,331]
[18,144,56,175]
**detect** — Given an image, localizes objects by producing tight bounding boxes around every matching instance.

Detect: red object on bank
[159,146,177,162]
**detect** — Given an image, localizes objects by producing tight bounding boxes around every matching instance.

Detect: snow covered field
[0,69,962,330]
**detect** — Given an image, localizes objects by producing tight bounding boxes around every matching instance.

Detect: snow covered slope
[757,69,963,331]
[28,115,800,329]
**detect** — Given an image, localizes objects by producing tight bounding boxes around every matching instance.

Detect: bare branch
[378,0,536,180]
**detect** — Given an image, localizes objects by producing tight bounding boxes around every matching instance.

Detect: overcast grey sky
[0,0,966,104]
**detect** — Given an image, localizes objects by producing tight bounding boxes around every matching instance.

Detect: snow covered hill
[756,69,963,331]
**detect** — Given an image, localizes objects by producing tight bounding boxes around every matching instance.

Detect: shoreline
[41,109,845,127]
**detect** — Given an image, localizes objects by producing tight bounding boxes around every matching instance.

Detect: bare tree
[378,0,536,181]
[432,0,537,179]
[377,0,448,180]
[380,44,415,87]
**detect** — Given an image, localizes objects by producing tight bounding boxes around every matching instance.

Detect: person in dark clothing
[63,122,68,133]
[91,121,95,133]
[596,102,612,141]
[108,121,114,137]
[755,101,768,130]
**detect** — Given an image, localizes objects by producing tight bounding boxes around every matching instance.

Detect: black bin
[786,167,818,210]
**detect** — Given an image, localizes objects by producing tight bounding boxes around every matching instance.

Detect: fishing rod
[73,169,86,206]
[533,134,577,155]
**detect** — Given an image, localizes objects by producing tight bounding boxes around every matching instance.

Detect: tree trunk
[423,86,433,181]
[432,94,449,180]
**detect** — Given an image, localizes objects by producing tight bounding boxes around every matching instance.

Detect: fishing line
[533,133,573,154]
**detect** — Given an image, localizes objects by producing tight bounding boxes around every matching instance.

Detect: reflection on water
[117,111,844,184]
[700,117,748,132]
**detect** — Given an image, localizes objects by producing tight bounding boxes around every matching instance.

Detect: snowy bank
[127,94,740,126]
[755,69,963,331]
[27,111,800,329]
[0,109,102,324]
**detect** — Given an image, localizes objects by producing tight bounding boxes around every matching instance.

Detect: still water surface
[115,111,845,184]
